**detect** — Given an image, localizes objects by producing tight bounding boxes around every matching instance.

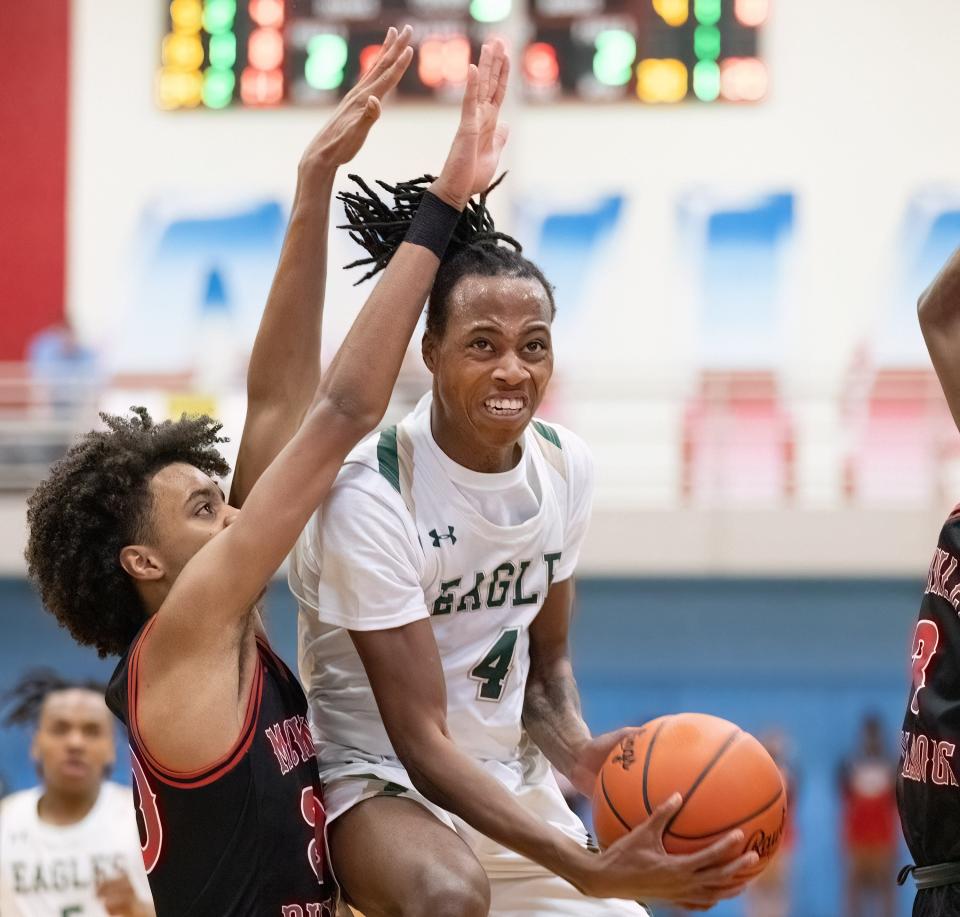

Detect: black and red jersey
[898,505,960,911]
[106,620,337,917]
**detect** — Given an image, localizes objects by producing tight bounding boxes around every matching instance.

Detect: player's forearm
[315,234,447,432]
[523,656,592,782]
[246,162,335,412]
[398,730,597,892]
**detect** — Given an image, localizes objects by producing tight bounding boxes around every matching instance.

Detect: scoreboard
[158,0,766,109]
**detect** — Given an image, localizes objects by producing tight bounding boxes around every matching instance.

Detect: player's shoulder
[528,418,594,483]
[331,446,411,519]
[941,502,960,544]
[100,780,134,810]
[0,786,40,822]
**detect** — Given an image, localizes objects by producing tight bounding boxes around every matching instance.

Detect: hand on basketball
[583,793,759,906]
[96,872,152,917]
[430,39,510,210]
[569,727,637,797]
[299,25,414,174]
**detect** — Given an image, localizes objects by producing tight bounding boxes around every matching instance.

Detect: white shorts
[318,742,650,917]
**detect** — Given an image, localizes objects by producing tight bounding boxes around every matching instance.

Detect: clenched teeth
[485,398,524,412]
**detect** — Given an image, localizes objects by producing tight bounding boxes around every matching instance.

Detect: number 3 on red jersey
[910,619,940,716]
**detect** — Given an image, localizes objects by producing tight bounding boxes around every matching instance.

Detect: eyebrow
[465,321,551,334]
[184,484,222,508]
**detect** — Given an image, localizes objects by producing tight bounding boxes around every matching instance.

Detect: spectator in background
[27,322,100,412]
[840,714,898,917]
[0,670,154,917]
[745,730,798,917]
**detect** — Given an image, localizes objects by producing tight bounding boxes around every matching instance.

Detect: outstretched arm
[352,619,756,906]
[919,248,960,431]
[133,38,510,778]
[230,27,413,508]
[162,42,509,638]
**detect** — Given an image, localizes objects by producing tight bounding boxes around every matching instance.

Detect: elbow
[311,392,382,442]
[918,286,934,326]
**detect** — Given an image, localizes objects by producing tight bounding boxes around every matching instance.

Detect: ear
[421,331,438,374]
[119,545,164,582]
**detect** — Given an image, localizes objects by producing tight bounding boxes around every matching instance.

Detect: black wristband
[404,191,461,260]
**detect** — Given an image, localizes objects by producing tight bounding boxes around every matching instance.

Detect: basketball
[593,713,787,872]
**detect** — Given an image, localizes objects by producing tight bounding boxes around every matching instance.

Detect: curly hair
[25,408,229,658]
[338,173,556,337]
[2,668,107,727]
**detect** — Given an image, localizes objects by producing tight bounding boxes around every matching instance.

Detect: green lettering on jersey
[432,578,462,615]
[512,560,540,606]
[457,571,485,612]
[513,560,540,605]
[486,563,516,608]
[470,627,520,701]
[544,551,562,586]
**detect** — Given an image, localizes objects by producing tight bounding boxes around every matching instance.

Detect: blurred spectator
[0,669,154,917]
[745,729,798,917]
[27,322,100,413]
[839,714,898,917]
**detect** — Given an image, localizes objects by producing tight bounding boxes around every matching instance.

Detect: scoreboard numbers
[158,0,766,108]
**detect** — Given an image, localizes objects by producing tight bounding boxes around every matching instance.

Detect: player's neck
[37,783,101,826]
[430,407,520,474]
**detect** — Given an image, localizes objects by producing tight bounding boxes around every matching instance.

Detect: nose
[491,352,530,387]
[223,506,240,528]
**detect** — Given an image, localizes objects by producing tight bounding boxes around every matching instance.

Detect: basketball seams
[665,726,742,834]
[641,717,669,816]
[599,770,633,833]
[665,786,784,840]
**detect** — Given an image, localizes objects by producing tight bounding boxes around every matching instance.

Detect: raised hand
[583,794,759,906]
[300,25,414,173]
[431,38,510,210]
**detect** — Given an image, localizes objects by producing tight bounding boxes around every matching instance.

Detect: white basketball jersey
[0,782,153,917]
[292,393,595,763]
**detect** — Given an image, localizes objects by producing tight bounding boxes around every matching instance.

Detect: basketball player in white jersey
[289,43,757,917]
[0,671,154,917]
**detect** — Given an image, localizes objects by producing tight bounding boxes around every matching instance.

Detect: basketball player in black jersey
[23,32,513,916]
[898,245,960,914]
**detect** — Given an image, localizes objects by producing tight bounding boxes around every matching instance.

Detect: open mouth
[483,396,527,418]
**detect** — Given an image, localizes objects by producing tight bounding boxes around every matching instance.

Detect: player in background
[0,670,155,917]
[841,715,897,917]
[291,45,757,917]
[897,246,960,915]
[22,29,505,915]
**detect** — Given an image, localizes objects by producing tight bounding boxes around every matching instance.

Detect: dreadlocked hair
[338,173,556,337]
[25,408,230,658]
[2,668,107,728]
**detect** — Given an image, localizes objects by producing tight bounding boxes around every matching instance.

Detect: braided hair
[2,669,107,728]
[338,174,555,337]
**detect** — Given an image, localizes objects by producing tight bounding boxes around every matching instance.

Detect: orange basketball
[593,713,786,873]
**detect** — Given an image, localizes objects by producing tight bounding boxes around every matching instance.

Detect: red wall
[0,0,69,359]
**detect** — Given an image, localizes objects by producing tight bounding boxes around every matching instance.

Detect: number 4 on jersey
[470,628,519,701]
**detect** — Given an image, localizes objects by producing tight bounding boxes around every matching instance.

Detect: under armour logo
[429,526,457,547]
